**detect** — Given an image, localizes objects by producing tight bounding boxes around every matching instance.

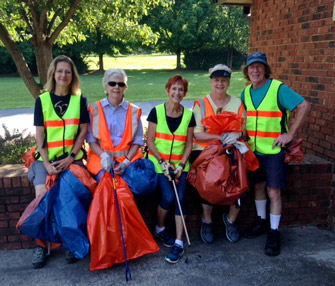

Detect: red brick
[3,178,11,188]
[0,242,22,250]
[5,196,19,204]
[11,177,21,188]
[0,235,6,243]
[0,205,5,212]
[7,235,22,242]
[8,212,20,220]
[0,213,9,220]
[0,221,8,228]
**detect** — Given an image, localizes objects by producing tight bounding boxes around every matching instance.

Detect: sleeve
[80,95,90,124]
[193,103,205,134]
[146,107,157,123]
[188,113,196,128]
[33,97,44,126]
[241,90,245,105]
[86,106,98,144]
[278,84,305,112]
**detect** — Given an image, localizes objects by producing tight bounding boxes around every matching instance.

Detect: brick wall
[248,0,335,162]
[1,155,334,250]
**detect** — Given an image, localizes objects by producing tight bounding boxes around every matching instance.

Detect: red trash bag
[87,172,159,271]
[22,146,36,168]
[187,144,249,205]
[201,112,259,171]
[284,138,304,163]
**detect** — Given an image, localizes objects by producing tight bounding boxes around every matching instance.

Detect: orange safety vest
[86,100,143,175]
[193,96,244,148]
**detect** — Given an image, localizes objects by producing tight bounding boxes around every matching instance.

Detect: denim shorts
[248,150,286,189]
[158,173,187,216]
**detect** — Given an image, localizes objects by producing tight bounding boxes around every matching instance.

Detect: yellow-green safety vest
[38,92,84,161]
[148,104,192,173]
[244,79,289,154]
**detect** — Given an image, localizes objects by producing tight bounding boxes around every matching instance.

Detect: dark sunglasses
[108,81,126,87]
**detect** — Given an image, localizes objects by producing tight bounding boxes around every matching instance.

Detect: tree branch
[49,0,81,44]
[47,8,62,36]
[19,3,34,35]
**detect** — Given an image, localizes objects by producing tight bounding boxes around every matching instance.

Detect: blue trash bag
[18,170,92,259]
[122,158,158,197]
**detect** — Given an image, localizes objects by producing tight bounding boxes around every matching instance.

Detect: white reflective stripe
[130,104,139,138]
[199,98,206,119]
[114,150,129,157]
[91,103,100,139]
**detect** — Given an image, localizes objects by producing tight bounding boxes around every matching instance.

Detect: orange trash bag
[87,172,159,271]
[187,144,249,205]
[201,112,259,171]
[22,146,36,168]
[284,138,304,164]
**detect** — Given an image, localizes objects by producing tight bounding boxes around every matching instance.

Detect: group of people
[27,51,310,269]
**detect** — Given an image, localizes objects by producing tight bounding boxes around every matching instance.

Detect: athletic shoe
[65,250,78,264]
[32,246,47,269]
[223,213,240,243]
[265,229,281,256]
[154,229,175,247]
[244,216,268,238]
[200,220,214,244]
[165,244,184,264]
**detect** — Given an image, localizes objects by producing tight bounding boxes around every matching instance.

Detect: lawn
[0,55,247,109]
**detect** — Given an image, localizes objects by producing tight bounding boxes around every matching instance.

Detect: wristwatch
[158,159,165,164]
[70,152,76,159]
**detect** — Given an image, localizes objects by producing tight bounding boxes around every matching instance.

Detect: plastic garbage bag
[187,144,249,205]
[87,172,159,271]
[122,158,158,197]
[17,169,92,259]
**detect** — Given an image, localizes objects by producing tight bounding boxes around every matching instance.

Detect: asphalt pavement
[1,226,335,286]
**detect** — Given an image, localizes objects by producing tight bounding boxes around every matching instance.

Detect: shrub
[0,125,37,165]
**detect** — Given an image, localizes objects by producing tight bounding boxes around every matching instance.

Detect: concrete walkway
[0,100,195,137]
[1,226,335,285]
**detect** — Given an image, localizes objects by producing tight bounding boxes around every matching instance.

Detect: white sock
[175,239,184,248]
[270,213,281,230]
[155,225,165,233]
[255,200,267,219]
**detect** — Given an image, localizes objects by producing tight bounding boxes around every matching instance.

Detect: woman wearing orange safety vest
[191,64,246,245]
[86,68,143,181]
[28,55,90,268]
[147,75,195,264]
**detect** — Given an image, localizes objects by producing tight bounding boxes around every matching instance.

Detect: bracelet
[70,152,76,158]
[159,159,165,164]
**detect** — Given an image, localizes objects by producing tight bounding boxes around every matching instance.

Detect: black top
[147,106,196,134]
[34,93,90,126]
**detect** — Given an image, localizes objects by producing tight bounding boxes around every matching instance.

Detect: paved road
[1,226,335,286]
[0,100,195,137]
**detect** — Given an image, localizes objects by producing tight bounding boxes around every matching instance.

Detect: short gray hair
[102,69,128,87]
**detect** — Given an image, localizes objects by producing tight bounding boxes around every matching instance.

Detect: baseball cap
[246,52,268,66]
[209,64,232,78]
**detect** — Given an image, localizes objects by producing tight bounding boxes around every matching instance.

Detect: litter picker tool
[111,169,132,282]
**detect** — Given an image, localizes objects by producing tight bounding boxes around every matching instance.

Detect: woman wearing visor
[191,64,246,245]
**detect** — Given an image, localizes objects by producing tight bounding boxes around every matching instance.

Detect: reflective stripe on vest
[38,92,83,161]
[193,96,245,148]
[148,104,192,173]
[244,79,289,154]
[86,100,143,175]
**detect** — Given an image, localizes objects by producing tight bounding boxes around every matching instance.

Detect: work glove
[174,165,184,178]
[100,151,113,172]
[114,158,130,175]
[160,160,172,181]
[220,132,241,145]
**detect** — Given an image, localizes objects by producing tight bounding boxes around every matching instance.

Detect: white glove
[114,158,130,175]
[221,132,241,145]
[160,160,172,181]
[174,165,184,178]
[100,151,113,172]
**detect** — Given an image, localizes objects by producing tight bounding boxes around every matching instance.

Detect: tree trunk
[176,50,181,69]
[33,41,53,88]
[0,22,41,98]
[98,53,104,72]
[227,47,233,69]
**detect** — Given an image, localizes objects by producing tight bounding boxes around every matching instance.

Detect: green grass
[0,55,247,109]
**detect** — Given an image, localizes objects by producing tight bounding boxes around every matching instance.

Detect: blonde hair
[44,55,81,95]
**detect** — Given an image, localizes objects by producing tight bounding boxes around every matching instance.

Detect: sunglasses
[107,81,126,87]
